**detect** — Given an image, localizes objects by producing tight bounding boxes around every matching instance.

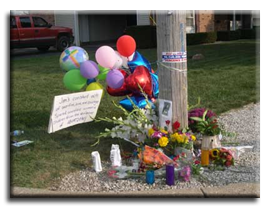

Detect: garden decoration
[59,35,159,111]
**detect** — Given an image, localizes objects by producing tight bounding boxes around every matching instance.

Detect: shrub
[240,29,259,39]
[217,30,241,41]
[125,25,157,49]
[187,32,217,45]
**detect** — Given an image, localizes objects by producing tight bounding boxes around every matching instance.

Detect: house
[11,10,260,46]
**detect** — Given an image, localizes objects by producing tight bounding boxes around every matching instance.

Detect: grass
[10,39,260,188]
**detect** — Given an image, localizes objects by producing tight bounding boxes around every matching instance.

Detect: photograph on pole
[10,9,260,198]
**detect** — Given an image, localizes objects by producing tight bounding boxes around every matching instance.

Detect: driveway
[10,43,116,60]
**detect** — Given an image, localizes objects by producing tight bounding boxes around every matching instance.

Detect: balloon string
[157,62,187,73]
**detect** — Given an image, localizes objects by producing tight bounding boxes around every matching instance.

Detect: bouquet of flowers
[210,148,235,167]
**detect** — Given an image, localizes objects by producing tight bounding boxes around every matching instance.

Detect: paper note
[48,90,102,133]
[158,99,173,131]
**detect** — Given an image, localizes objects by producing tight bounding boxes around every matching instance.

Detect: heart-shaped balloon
[106,69,131,96]
[128,51,151,73]
[125,65,153,97]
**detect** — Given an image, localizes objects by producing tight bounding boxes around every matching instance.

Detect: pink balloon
[95,46,117,69]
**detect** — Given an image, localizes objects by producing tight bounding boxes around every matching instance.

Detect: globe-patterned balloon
[59,46,89,71]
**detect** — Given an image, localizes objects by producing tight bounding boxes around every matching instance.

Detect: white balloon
[113,51,123,69]
[128,52,135,61]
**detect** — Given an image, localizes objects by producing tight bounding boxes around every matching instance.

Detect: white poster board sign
[158,99,173,131]
[48,90,102,133]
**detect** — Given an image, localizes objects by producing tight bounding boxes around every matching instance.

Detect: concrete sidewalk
[10,182,259,198]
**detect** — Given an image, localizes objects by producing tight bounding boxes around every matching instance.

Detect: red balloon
[125,66,153,97]
[107,82,131,96]
[116,35,136,57]
[119,69,128,78]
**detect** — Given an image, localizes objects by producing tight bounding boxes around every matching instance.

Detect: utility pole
[156,10,188,128]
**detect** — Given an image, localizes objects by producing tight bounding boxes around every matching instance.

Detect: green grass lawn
[10,39,260,188]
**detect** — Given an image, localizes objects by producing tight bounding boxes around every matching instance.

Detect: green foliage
[240,29,259,39]
[187,32,217,45]
[217,30,241,41]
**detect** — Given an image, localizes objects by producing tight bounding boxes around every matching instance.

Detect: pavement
[10,182,259,198]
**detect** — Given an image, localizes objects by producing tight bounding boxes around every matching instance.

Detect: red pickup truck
[10,15,74,52]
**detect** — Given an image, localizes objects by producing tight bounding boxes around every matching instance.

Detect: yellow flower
[210,148,220,158]
[191,135,196,141]
[170,133,179,142]
[183,135,189,144]
[148,128,155,137]
[158,136,169,147]
[176,134,184,143]
[160,128,168,135]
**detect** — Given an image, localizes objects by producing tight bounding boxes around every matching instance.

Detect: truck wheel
[57,36,70,52]
[37,46,50,52]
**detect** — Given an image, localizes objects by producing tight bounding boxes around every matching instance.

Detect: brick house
[12,10,259,46]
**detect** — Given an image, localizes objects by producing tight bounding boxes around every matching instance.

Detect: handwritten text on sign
[162,52,187,63]
[48,90,102,133]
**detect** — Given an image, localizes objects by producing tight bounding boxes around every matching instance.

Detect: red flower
[213,125,218,129]
[165,120,170,125]
[226,155,233,161]
[172,121,181,130]
[194,160,200,165]
[225,161,232,167]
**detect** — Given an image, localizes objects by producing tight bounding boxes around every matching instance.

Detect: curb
[10,182,259,198]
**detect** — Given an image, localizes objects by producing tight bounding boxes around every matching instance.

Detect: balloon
[86,82,104,97]
[63,69,87,91]
[107,82,131,97]
[87,78,96,85]
[113,51,123,69]
[125,66,153,97]
[97,64,110,80]
[128,51,151,73]
[80,60,99,79]
[119,96,155,112]
[60,46,89,71]
[116,35,136,57]
[106,69,124,89]
[150,72,159,98]
[95,46,117,69]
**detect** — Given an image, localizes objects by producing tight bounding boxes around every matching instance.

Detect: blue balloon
[150,72,159,98]
[87,78,96,85]
[128,51,151,73]
[119,96,155,112]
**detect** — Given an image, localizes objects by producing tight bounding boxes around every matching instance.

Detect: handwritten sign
[162,52,187,63]
[48,90,102,133]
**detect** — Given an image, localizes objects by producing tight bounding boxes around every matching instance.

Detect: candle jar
[146,170,155,185]
[166,164,174,186]
[201,136,212,166]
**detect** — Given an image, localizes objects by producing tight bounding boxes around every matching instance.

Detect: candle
[146,170,155,185]
[166,164,174,186]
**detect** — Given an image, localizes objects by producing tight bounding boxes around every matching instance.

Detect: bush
[240,29,259,39]
[125,25,157,49]
[187,32,217,45]
[217,30,241,41]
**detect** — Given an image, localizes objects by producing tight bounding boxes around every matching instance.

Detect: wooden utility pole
[156,10,188,128]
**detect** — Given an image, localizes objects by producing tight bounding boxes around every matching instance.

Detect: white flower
[118,117,123,121]
[111,132,116,138]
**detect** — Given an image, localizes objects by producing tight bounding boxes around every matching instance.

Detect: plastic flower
[210,148,220,158]
[158,136,169,147]
[148,128,155,137]
[191,135,196,141]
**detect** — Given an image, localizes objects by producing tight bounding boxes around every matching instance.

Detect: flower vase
[146,170,155,185]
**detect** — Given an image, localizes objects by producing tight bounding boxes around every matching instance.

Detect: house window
[186,10,195,33]
[20,17,31,28]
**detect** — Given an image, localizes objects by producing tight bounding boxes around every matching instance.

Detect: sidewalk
[10,182,259,198]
